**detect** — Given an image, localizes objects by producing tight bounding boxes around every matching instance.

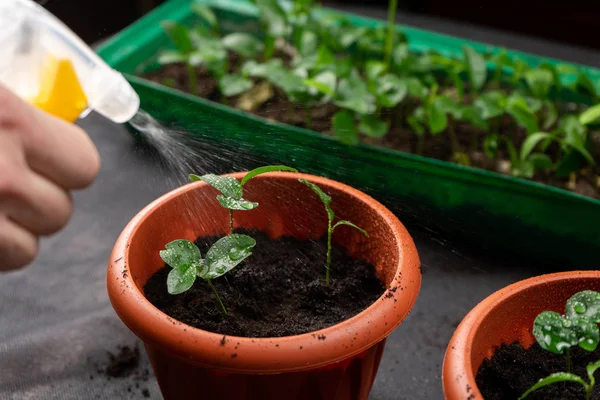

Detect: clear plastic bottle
[0,0,140,123]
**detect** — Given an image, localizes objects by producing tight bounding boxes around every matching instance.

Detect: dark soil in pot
[143,63,600,200]
[144,229,386,337]
[476,341,600,399]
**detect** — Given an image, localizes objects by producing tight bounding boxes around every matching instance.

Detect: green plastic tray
[96,0,600,268]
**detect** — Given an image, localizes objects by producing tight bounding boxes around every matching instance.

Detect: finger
[0,171,73,236]
[0,216,39,272]
[0,85,101,190]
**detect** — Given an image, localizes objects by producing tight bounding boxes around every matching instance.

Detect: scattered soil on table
[90,344,152,398]
[143,63,600,200]
[144,229,385,337]
[476,341,600,399]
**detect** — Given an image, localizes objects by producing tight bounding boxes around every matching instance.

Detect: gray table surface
[1,8,599,400]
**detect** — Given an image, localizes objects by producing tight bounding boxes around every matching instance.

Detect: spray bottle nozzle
[0,0,140,124]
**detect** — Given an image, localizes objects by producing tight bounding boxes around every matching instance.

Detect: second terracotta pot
[107,172,421,400]
[443,270,600,400]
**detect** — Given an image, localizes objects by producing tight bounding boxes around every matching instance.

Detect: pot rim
[107,172,421,373]
[442,270,600,399]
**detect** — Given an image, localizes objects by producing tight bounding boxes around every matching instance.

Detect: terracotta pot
[107,172,421,400]
[443,270,600,400]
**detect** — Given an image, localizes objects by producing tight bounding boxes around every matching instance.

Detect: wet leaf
[219,74,253,97]
[574,320,599,352]
[191,174,243,199]
[167,263,198,294]
[217,195,258,211]
[191,4,218,29]
[298,178,333,222]
[160,239,202,269]
[161,21,193,54]
[565,290,600,323]
[359,114,389,138]
[587,360,600,384]
[518,372,587,400]
[332,110,359,146]
[241,165,298,185]
[203,234,256,280]
[463,45,487,91]
[332,220,368,237]
[533,311,578,354]
[222,33,264,58]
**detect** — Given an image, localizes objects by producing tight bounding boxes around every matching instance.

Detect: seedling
[298,179,368,286]
[190,165,298,233]
[520,290,600,400]
[159,234,256,314]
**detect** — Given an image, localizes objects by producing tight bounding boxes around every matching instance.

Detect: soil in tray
[144,64,600,200]
[476,341,600,399]
[144,229,386,337]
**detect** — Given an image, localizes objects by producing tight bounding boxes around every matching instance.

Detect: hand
[0,84,100,271]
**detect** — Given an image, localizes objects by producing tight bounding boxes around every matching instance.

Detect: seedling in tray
[299,178,368,286]
[190,165,297,233]
[520,290,600,400]
[159,234,256,314]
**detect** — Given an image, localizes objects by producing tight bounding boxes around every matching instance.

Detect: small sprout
[298,179,368,286]
[159,234,256,314]
[190,166,297,233]
[462,45,487,92]
[521,290,600,399]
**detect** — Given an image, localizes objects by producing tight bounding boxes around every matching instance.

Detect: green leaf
[580,104,600,126]
[297,30,318,56]
[555,149,587,178]
[587,360,600,386]
[576,72,598,99]
[303,71,336,98]
[365,60,387,82]
[359,114,389,138]
[255,0,288,36]
[512,58,529,84]
[222,33,264,58]
[560,116,595,165]
[565,291,600,323]
[427,101,448,135]
[474,91,507,120]
[332,110,359,146]
[483,135,499,158]
[335,71,376,114]
[161,21,193,54]
[407,115,425,136]
[557,64,579,75]
[219,74,253,97]
[241,165,298,185]
[543,100,558,130]
[574,320,600,352]
[525,68,554,98]
[193,174,243,199]
[167,263,198,294]
[463,45,487,91]
[518,372,587,400]
[506,94,538,134]
[406,77,428,99]
[456,106,488,130]
[393,43,409,67]
[376,75,408,108]
[202,234,256,280]
[157,50,187,65]
[533,311,579,354]
[332,220,368,237]
[191,4,218,29]
[520,132,552,160]
[160,240,202,269]
[528,153,553,171]
[298,178,333,222]
[188,40,227,67]
[216,195,258,211]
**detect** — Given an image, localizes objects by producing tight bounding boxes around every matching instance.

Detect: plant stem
[229,210,234,234]
[325,227,332,287]
[384,0,398,68]
[187,64,197,95]
[208,280,227,315]
[566,348,571,373]
[264,34,275,61]
[448,119,459,155]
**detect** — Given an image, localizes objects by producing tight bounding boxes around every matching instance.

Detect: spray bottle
[0,0,140,124]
